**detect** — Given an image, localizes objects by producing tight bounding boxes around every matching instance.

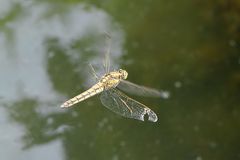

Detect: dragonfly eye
[121,69,128,79]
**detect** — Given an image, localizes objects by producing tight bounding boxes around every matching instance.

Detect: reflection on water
[0,1,124,159]
[0,0,240,160]
[0,1,123,102]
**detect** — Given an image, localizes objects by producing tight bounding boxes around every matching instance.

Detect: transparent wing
[117,80,170,99]
[100,88,158,122]
[103,32,111,73]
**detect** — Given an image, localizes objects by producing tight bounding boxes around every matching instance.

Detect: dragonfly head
[119,69,128,79]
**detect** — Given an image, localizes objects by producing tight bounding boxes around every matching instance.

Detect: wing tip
[159,90,170,99]
[148,116,158,122]
[146,109,158,122]
[139,108,158,122]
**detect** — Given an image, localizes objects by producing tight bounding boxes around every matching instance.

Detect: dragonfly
[61,35,169,122]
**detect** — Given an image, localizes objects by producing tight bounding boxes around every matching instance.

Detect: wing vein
[100,88,158,122]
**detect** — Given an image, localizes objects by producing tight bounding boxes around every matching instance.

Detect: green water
[0,0,240,160]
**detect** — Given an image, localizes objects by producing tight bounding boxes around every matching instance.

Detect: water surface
[0,0,239,160]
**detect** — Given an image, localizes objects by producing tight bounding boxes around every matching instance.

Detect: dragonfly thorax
[99,69,128,90]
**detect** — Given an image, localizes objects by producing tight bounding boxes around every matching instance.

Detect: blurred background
[0,0,240,160]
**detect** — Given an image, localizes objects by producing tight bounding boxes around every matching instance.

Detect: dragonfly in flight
[61,35,169,122]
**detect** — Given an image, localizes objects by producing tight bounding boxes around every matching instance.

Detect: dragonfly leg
[88,63,99,81]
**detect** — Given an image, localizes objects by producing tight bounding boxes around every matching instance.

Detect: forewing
[100,88,158,122]
[117,80,170,99]
[103,33,111,73]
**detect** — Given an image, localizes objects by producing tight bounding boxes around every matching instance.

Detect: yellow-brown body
[61,69,128,108]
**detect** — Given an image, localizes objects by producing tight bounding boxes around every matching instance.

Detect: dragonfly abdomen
[61,83,104,108]
[61,71,122,108]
